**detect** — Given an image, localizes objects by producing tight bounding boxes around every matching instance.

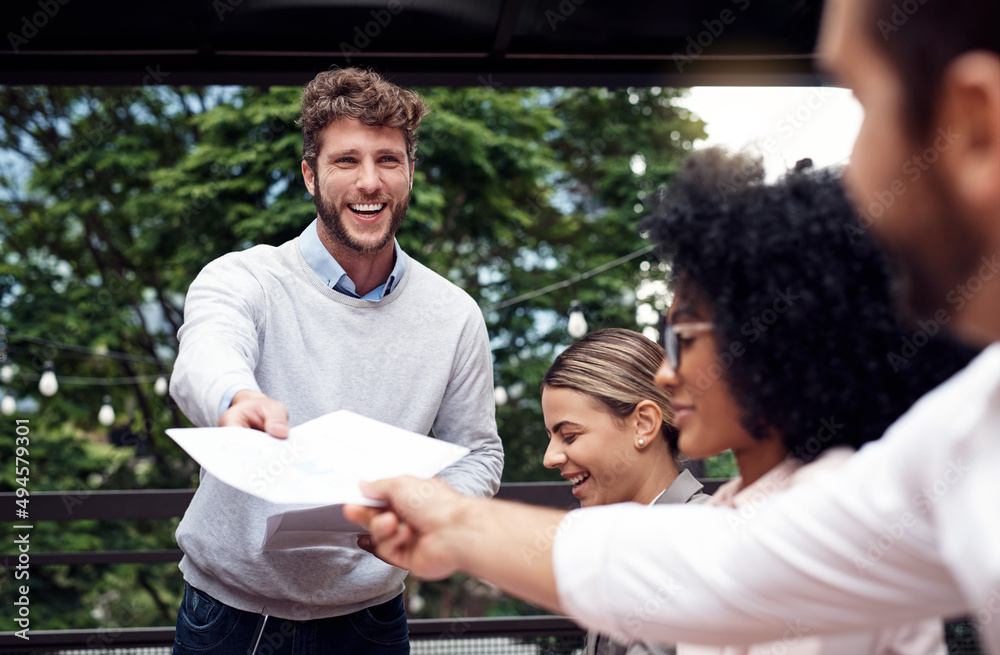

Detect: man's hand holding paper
[166,409,470,549]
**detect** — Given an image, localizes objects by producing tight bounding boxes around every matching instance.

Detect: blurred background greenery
[0,82,732,628]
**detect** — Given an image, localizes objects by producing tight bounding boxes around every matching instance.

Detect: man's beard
[314,183,408,254]
[879,191,982,327]
[887,250,953,323]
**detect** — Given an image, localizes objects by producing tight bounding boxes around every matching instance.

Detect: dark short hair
[299,68,428,171]
[642,147,977,462]
[864,0,999,138]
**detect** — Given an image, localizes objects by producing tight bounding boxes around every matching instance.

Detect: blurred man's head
[817,0,1000,344]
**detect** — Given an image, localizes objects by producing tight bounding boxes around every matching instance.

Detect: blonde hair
[299,67,428,170]
[543,328,681,470]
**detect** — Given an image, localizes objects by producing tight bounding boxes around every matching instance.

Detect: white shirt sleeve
[554,343,1000,652]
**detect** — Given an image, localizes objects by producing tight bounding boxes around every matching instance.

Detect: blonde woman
[542,327,707,655]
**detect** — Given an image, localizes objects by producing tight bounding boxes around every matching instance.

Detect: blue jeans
[173,583,409,655]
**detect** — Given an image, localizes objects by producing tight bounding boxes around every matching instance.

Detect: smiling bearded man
[168,67,504,655]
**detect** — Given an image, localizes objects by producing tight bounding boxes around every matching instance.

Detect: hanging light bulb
[1,364,14,384]
[1,393,15,416]
[154,375,168,396]
[494,386,508,407]
[567,301,588,339]
[38,362,58,397]
[98,395,116,426]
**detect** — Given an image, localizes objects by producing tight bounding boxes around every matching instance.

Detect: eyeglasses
[663,322,714,370]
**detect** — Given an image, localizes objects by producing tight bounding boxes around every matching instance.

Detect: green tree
[0,82,704,628]
[492,85,704,480]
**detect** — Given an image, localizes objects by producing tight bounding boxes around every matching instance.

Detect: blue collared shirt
[298,218,406,300]
[216,219,407,417]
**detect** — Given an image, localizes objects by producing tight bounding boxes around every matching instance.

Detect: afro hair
[642,147,978,462]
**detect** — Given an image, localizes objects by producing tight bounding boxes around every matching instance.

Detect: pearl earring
[638,438,646,447]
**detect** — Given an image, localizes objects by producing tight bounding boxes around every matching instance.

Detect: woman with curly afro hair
[644,147,976,655]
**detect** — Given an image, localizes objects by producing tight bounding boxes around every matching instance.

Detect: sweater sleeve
[170,252,266,428]
[430,308,504,498]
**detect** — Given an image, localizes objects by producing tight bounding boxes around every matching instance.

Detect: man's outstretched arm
[172,253,287,438]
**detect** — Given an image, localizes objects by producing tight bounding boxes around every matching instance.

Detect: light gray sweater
[170,237,503,620]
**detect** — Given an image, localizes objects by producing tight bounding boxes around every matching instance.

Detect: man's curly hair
[299,67,428,171]
[642,147,977,463]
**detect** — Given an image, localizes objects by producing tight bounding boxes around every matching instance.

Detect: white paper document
[166,410,469,550]
[261,504,363,551]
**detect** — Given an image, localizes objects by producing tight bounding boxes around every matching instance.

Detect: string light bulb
[567,301,588,339]
[1,393,15,415]
[1,364,13,384]
[154,375,168,396]
[494,386,508,406]
[38,362,58,397]
[98,395,116,426]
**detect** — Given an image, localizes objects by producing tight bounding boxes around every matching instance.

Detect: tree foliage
[0,82,704,627]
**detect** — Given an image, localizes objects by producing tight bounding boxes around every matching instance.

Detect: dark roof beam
[491,0,527,58]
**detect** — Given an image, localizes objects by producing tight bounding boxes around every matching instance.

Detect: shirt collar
[653,469,706,505]
[299,218,406,300]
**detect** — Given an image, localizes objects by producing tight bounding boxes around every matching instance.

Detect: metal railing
[0,481,725,653]
[0,616,588,654]
[0,481,728,567]
[1,480,982,655]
